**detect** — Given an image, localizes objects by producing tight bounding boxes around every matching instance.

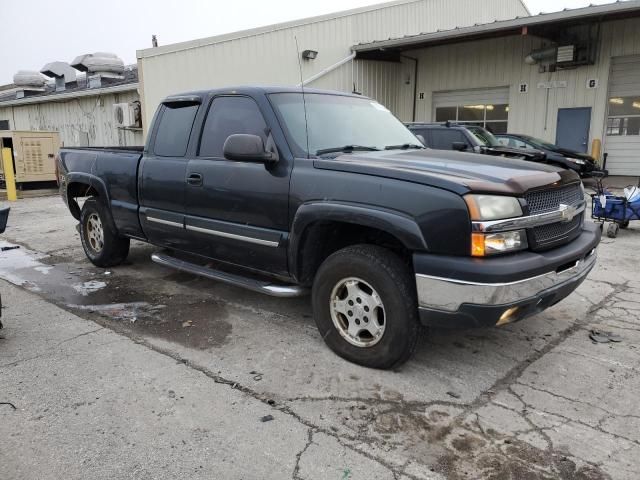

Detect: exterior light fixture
[609,98,624,105]
[302,49,318,60]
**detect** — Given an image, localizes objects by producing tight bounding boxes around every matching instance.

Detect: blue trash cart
[591,175,640,238]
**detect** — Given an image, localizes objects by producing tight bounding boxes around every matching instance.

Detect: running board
[151,252,308,298]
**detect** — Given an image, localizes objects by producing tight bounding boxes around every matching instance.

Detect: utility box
[0,130,60,184]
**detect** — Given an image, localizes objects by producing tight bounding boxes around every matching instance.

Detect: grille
[531,213,583,250]
[524,183,583,215]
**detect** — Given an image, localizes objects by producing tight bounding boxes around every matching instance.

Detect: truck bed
[59,146,144,238]
[61,146,144,153]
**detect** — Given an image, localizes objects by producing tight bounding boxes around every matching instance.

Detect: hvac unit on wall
[113,102,141,129]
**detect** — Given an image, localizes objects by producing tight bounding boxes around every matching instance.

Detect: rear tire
[311,244,420,369]
[80,198,130,267]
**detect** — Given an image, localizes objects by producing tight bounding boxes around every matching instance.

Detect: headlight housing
[465,195,527,256]
[465,195,523,221]
[566,157,586,165]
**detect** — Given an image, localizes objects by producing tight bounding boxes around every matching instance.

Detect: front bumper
[415,223,600,328]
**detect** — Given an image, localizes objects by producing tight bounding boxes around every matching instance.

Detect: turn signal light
[471,230,528,257]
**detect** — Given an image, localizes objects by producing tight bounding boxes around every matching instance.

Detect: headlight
[471,230,528,257]
[566,158,586,165]
[465,195,523,221]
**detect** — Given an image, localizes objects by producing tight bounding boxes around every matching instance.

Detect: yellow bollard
[1,148,17,201]
[591,139,602,164]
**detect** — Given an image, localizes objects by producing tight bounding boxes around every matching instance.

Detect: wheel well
[296,221,412,286]
[66,182,100,220]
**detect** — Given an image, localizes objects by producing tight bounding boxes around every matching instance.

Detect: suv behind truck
[58,87,600,369]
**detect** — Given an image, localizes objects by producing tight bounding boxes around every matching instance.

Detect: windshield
[467,126,501,147]
[524,136,559,151]
[269,93,421,156]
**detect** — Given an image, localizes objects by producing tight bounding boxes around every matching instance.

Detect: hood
[313,149,579,195]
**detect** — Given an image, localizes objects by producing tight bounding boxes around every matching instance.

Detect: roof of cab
[161,85,369,104]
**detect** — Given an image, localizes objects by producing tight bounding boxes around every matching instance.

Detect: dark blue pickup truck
[58,86,600,369]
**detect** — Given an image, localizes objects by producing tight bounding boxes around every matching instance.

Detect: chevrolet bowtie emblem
[558,203,577,222]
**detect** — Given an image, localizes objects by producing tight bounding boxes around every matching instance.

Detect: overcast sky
[0,0,618,84]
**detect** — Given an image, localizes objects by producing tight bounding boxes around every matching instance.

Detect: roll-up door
[432,87,510,134]
[605,56,640,176]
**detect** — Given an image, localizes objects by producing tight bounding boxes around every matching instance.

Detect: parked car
[57,87,600,369]
[495,133,598,177]
[406,122,547,162]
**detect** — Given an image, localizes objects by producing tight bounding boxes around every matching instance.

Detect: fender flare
[64,172,117,232]
[289,202,428,280]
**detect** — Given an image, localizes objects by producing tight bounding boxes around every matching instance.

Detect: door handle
[187,173,203,186]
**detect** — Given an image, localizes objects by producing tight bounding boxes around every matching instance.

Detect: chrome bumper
[416,248,597,312]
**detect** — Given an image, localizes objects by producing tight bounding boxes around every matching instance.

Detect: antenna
[295,36,311,159]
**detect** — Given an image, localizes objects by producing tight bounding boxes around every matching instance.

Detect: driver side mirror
[223,134,278,163]
[452,141,468,152]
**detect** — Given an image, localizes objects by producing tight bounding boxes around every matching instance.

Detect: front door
[556,107,591,153]
[184,95,291,276]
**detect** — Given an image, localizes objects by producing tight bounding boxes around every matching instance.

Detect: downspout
[298,51,357,87]
[400,54,418,122]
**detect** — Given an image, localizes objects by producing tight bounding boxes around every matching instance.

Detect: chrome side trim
[415,248,596,312]
[473,201,586,233]
[147,216,184,229]
[185,224,280,247]
[151,252,307,298]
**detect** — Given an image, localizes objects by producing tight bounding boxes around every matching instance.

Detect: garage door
[605,56,640,176]
[433,87,510,134]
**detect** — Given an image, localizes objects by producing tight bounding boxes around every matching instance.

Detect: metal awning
[353,0,640,58]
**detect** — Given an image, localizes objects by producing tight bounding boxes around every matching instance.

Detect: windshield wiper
[315,145,381,156]
[384,143,425,150]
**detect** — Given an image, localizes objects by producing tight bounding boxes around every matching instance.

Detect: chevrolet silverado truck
[57,87,600,369]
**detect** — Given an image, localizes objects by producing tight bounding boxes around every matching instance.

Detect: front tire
[80,198,130,268]
[312,245,420,369]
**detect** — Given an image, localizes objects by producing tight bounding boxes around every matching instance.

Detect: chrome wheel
[85,213,104,253]
[330,277,386,348]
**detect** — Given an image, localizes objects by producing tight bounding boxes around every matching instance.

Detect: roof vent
[71,52,125,88]
[40,61,78,92]
[13,70,46,98]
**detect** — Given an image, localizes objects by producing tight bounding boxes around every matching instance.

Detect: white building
[136,0,529,129]
[0,65,142,148]
[353,0,640,176]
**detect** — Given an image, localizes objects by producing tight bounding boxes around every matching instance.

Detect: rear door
[183,95,291,276]
[139,101,200,249]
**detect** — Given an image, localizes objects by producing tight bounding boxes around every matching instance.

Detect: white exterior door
[605,56,640,176]
[432,87,510,134]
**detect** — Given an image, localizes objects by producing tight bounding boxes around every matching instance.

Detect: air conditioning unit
[113,102,141,128]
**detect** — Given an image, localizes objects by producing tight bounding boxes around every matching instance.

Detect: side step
[151,252,308,298]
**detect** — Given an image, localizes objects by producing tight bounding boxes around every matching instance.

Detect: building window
[435,104,509,134]
[606,96,640,136]
[0,120,9,130]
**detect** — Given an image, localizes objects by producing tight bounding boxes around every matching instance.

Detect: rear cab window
[153,104,199,157]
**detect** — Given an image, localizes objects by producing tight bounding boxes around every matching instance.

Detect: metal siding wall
[410,17,640,163]
[138,0,528,129]
[0,90,143,147]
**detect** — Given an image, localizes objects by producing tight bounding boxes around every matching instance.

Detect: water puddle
[0,240,232,349]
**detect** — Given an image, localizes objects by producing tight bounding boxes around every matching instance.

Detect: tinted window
[154,104,199,157]
[410,128,430,147]
[430,129,466,150]
[199,96,268,157]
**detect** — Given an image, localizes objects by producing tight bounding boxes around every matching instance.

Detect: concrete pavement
[0,195,639,479]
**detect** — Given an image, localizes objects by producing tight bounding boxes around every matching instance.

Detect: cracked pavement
[0,195,639,479]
